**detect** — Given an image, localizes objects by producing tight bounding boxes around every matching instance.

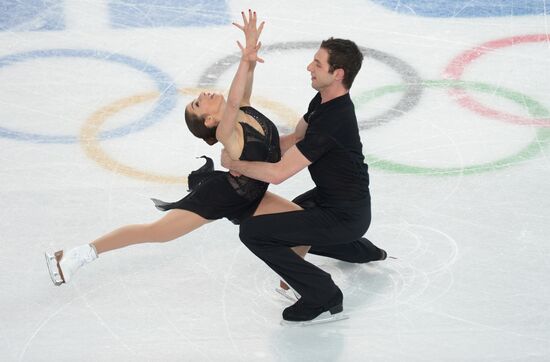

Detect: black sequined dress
[151,106,280,224]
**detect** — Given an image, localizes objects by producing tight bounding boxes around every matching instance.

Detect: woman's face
[186,92,225,121]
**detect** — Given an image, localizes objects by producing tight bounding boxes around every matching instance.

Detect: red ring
[443,34,550,126]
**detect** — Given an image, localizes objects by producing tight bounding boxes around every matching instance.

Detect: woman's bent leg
[252,192,310,294]
[253,192,310,256]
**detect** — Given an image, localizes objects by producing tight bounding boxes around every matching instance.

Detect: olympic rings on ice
[197,41,424,130]
[80,88,299,183]
[4,35,549,179]
[443,34,550,126]
[357,80,550,175]
[0,49,178,143]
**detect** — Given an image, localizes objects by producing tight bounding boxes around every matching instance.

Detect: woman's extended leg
[93,209,209,254]
[46,210,209,285]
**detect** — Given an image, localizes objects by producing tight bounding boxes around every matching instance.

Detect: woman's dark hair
[184,107,218,145]
[320,37,364,90]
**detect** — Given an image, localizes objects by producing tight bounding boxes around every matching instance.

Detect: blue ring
[0,49,178,144]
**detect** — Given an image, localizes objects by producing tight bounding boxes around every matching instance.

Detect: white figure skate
[45,245,97,286]
[275,280,301,302]
[45,251,65,286]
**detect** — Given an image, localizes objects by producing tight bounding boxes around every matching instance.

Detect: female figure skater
[45,10,304,286]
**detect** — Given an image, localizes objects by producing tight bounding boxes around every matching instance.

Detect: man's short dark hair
[184,108,218,145]
[320,37,363,89]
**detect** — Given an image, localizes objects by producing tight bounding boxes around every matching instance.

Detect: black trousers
[239,189,381,303]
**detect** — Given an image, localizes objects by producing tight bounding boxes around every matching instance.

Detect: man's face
[306,48,335,91]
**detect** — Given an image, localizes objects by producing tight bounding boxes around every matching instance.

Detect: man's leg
[239,206,366,303]
[292,189,385,263]
[240,209,338,303]
[308,238,386,263]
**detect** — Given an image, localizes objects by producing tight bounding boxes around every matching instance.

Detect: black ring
[197,41,423,130]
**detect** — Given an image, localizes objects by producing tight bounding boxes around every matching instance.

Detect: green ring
[354,80,550,176]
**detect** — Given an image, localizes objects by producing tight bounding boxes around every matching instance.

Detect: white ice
[1,1,549,361]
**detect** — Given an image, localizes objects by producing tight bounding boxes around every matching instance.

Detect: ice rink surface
[1,1,549,361]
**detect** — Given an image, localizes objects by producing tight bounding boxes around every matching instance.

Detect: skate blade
[275,288,300,302]
[280,311,349,327]
[44,252,64,286]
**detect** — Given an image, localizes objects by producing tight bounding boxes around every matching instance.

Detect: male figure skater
[221,37,386,324]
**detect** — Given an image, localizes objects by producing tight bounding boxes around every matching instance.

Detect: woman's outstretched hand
[233,9,265,63]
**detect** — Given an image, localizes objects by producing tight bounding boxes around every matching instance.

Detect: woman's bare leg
[93,209,209,255]
[46,210,210,285]
[253,191,302,216]
[252,191,311,258]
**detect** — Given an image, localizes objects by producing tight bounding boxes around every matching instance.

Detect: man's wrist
[230,159,239,171]
[226,158,236,171]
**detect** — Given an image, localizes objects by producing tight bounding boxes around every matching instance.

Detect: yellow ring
[80,88,299,184]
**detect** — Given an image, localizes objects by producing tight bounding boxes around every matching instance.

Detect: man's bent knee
[239,218,262,246]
